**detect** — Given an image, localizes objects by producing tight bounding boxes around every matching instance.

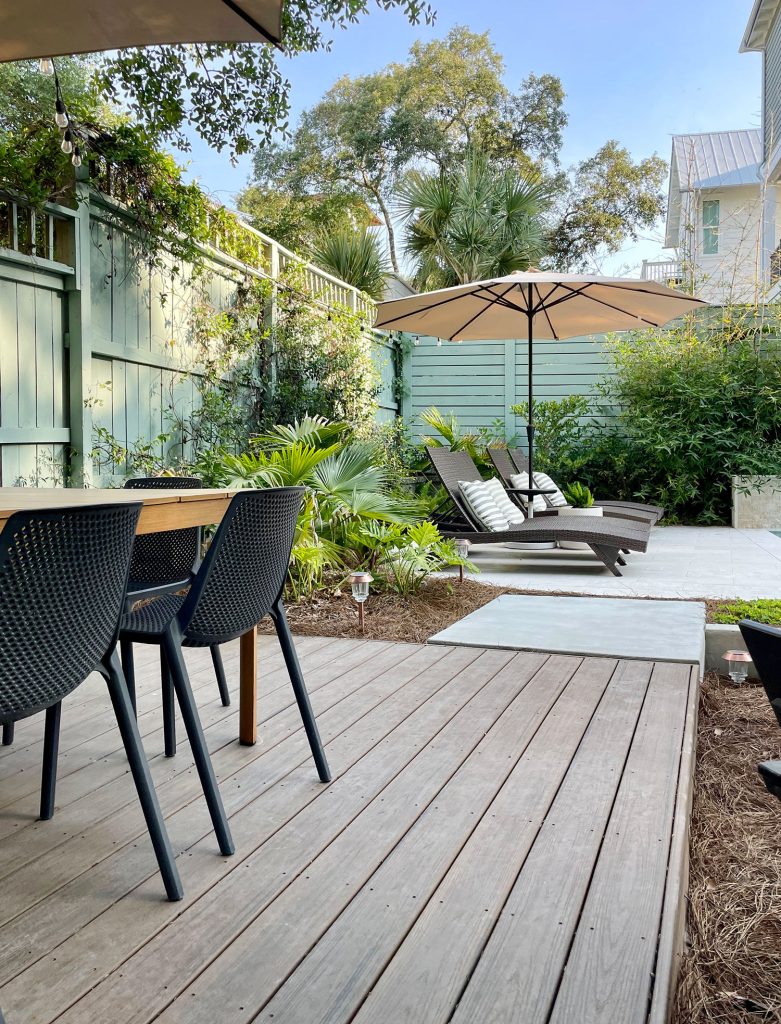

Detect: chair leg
[39,702,62,820]
[211,644,231,707]
[104,648,183,902]
[271,599,331,783]
[2,721,14,746]
[589,544,623,577]
[163,632,234,856]
[120,637,137,716]
[617,553,627,567]
[161,649,176,757]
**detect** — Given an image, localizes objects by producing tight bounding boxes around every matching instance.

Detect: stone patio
[448,526,781,600]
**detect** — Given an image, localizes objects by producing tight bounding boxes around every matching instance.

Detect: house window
[702,199,719,255]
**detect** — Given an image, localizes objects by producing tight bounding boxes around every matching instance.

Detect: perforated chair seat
[122,595,186,639]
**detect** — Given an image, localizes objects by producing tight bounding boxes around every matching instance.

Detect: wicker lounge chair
[487,448,656,525]
[506,448,665,523]
[427,447,651,577]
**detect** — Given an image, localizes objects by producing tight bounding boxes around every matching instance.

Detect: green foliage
[199,416,469,599]
[417,406,511,474]
[347,520,475,596]
[710,599,781,626]
[398,148,549,288]
[93,2,435,161]
[592,316,781,523]
[310,228,390,299]
[237,184,375,255]
[510,396,589,477]
[561,482,594,508]
[546,141,666,270]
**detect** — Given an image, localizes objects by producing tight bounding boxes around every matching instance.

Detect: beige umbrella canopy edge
[374,271,708,342]
[0,0,284,62]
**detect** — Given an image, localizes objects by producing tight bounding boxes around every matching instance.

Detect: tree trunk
[374,192,400,275]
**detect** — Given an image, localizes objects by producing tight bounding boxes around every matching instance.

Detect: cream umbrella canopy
[374,271,707,502]
[0,0,284,60]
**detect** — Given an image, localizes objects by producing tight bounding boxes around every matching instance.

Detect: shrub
[710,598,781,626]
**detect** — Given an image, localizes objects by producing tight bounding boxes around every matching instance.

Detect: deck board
[0,638,697,1024]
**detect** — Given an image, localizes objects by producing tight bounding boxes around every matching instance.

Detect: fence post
[65,169,93,486]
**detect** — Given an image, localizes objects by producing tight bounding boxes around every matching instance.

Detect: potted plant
[558,483,602,550]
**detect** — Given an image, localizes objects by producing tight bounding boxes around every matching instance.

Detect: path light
[723,649,752,685]
[349,571,373,632]
[456,539,471,583]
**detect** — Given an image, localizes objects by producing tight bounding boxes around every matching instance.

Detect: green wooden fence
[399,333,617,444]
[0,186,395,486]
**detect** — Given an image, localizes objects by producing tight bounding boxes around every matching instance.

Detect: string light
[61,129,73,155]
[55,98,68,129]
[436,338,442,347]
[71,146,82,168]
[38,57,54,75]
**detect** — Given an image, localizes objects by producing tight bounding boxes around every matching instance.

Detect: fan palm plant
[397,148,550,290]
[311,228,390,300]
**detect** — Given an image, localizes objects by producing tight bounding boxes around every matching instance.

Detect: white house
[643,1,781,304]
[645,130,776,305]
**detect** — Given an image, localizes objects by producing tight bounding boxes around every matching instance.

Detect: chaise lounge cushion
[509,472,547,513]
[482,478,526,525]
[532,471,569,508]
[459,480,511,532]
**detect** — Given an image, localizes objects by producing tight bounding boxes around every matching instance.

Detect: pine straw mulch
[673,672,781,1024]
[257,577,515,644]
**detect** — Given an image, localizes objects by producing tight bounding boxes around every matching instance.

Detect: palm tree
[397,149,549,290]
[311,228,390,301]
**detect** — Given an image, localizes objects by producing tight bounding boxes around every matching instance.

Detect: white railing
[640,259,685,285]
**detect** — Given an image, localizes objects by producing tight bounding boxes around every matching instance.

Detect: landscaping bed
[674,673,781,1024]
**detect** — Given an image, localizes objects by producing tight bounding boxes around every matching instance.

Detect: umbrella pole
[526,283,535,518]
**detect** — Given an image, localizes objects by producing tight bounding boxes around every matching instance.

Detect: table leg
[239,627,258,745]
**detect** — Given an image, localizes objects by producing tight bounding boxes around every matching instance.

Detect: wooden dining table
[0,486,262,745]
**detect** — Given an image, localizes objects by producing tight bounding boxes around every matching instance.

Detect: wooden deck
[0,636,698,1024]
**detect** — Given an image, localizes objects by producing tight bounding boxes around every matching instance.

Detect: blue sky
[180,0,763,274]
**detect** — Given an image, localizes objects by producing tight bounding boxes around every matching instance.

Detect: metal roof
[671,130,762,190]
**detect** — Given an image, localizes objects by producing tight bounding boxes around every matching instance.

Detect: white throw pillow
[533,471,569,508]
[459,480,509,532]
[509,472,546,513]
[483,477,525,525]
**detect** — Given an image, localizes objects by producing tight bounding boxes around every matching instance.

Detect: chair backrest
[426,447,485,532]
[738,619,781,728]
[487,447,517,486]
[124,476,203,587]
[0,503,141,723]
[177,488,304,645]
[509,448,529,474]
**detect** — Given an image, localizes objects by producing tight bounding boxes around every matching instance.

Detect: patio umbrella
[0,0,284,61]
[374,270,707,499]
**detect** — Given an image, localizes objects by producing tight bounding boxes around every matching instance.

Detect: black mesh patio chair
[427,447,652,577]
[0,502,183,901]
[487,448,656,526]
[507,448,665,523]
[738,619,781,800]
[121,477,230,722]
[119,487,331,787]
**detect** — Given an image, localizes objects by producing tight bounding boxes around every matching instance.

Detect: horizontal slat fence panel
[402,333,618,443]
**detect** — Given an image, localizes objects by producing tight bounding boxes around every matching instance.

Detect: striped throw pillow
[533,472,568,508]
[509,472,546,513]
[483,477,525,525]
[459,480,510,532]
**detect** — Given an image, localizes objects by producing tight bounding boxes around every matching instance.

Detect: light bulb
[61,131,73,155]
[436,338,442,347]
[38,57,54,75]
[71,148,82,168]
[55,99,68,129]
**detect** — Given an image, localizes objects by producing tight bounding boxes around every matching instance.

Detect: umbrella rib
[219,0,281,46]
[533,284,559,340]
[446,284,521,340]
